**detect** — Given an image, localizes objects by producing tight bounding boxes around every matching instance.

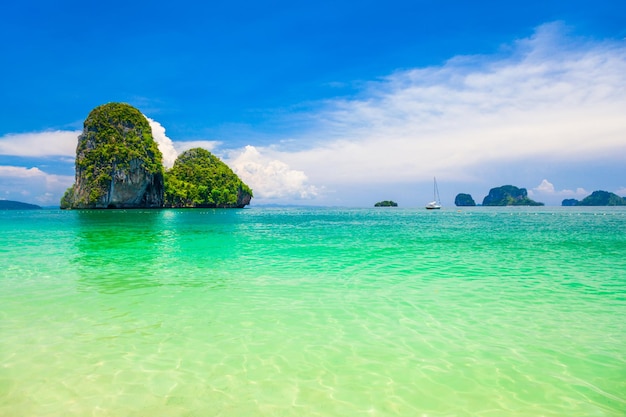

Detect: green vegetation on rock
[374,200,398,207]
[454,193,476,206]
[164,148,253,208]
[562,190,626,206]
[61,103,164,209]
[482,185,543,206]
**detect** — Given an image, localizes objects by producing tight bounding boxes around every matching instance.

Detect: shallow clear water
[1,207,625,416]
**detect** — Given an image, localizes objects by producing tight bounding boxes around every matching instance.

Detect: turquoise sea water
[1,207,625,416]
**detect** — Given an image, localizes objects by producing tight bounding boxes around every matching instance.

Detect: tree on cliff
[61,103,164,209]
[164,148,253,208]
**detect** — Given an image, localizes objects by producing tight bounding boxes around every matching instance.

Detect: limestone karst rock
[61,103,164,209]
[481,185,543,206]
[454,193,476,206]
[163,147,253,208]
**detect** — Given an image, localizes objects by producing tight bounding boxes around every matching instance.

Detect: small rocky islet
[374,200,398,207]
[454,193,476,207]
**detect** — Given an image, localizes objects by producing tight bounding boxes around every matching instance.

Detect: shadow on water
[72,209,243,293]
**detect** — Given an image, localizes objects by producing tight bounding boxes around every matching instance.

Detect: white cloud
[534,179,555,193]
[226,145,320,201]
[0,131,79,157]
[265,23,626,195]
[146,117,178,168]
[531,179,588,199]
[0,166,47,178]
[0,165,74,205]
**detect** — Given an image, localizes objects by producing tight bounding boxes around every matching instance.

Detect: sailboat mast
[425,177,442,209]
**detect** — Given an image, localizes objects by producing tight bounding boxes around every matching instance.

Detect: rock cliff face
[482,185,543,206]
[61,103,164,209]
[103,158,164,208]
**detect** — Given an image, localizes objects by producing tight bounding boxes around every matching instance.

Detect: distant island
[0,200,42,210]
[482,185,544,206]
[454,193,476,206]
[60,102,252,209]
[374,200,398,207]
[562,190,626,206]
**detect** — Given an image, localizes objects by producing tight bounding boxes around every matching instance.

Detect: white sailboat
[425,177,441,210]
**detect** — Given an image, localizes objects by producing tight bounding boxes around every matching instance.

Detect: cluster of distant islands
[375,186,626,208]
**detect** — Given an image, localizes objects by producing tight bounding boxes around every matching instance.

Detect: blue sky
[1,0,625,207]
